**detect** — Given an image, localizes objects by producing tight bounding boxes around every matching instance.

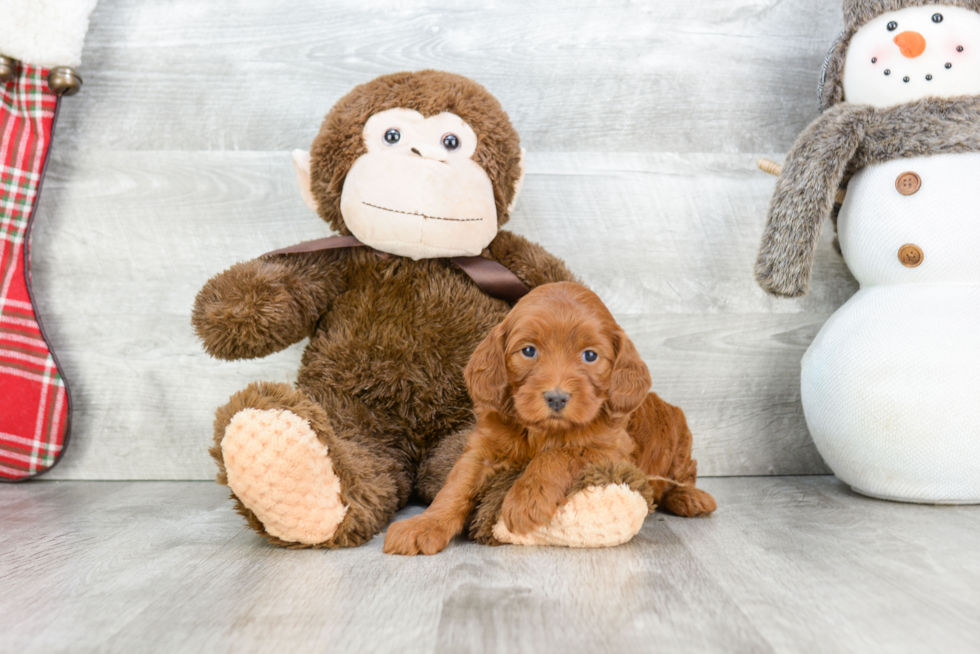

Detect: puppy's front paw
[383,515,455,556]
[501,481,565,535]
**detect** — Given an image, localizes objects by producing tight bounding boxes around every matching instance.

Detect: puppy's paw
[383,515,455,556]
[500,481,565,535]
[661,486,717,517]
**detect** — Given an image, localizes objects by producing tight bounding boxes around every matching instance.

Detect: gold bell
[0,55,17,84]
[47,67,83,96]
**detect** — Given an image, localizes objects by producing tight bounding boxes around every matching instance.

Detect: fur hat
[819,0,980,110]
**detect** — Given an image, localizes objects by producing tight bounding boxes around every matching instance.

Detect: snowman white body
[799,4,980,502]
[802,153,980,502]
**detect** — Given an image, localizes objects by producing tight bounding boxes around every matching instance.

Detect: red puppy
[384,282,715,555]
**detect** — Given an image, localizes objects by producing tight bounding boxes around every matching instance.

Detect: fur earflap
[820,0,980,110]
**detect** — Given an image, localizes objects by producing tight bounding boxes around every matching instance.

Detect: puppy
[384,282,715,556]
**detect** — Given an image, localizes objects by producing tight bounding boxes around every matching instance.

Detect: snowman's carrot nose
[894,31,927,58]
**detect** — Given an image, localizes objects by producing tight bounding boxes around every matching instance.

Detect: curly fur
[756,95,980,297]
[415,427,471,503]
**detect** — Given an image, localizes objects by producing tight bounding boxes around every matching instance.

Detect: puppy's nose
[544,390,570,412]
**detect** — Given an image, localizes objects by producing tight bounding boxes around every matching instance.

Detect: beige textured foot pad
[222,408,347,545]
[493,483,649,548]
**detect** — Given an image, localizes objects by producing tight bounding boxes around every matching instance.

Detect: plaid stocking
[0,64,71,481]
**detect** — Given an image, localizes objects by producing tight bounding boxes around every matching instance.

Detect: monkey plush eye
[887,21,898,31]
[521,346,537,358]
[442,134,460,151]
[384,128,401,145]
[933,13,943,23]
[583,350,598,363]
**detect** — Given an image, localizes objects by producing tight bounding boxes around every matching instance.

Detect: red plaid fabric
[0,64,70,480]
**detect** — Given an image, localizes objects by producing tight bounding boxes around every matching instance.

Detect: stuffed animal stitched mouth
[362,202,482,222]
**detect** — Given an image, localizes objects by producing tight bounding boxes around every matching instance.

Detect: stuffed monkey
[193,71,659,548]
[756,1,980,503]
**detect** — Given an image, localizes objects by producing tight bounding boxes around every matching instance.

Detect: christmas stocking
[0,0,97,480]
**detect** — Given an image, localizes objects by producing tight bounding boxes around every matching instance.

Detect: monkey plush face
[294,71,524,261]
[338,108,498,259]
[843,5,980,106]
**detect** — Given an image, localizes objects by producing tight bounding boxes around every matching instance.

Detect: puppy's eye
[583,350,598,363]
[521,346,537,358]
[384,128,401,145]
[442,133,460,151]
[887,21,898,31]
[933,13,943,23]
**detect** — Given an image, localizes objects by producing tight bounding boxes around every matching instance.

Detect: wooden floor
[2,477,978,654]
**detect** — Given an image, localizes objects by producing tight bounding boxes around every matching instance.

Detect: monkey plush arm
[484,230,578,290]
[192,251,346,361]
[755,103,875,297]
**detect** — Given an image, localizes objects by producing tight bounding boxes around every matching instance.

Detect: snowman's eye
[887,21,898,31]
[933,13,943,23]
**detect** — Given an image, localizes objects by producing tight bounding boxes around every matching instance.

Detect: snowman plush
[756,0,980,503]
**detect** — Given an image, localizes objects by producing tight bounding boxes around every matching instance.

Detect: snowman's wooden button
[898,244,924,267]
[895,172,921,195]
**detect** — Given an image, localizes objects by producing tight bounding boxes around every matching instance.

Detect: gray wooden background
[32,0,856,480]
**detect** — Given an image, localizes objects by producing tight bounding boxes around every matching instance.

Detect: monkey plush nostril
[894,31,926,58]
[409,144,449,162]
[544,390,570,412]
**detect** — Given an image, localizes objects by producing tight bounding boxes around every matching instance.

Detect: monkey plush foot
[492,483,649,548]
[221,407,347,545]
[473,461,655,548]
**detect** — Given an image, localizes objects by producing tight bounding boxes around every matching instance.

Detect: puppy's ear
[607,329,651,416]
[465,322,509,412]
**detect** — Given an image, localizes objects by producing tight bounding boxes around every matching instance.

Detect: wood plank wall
[31,0,856,479]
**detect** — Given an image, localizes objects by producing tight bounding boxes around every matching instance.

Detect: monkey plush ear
[292,149,318,212]
[507,148,526,215]
[464,322,509,413]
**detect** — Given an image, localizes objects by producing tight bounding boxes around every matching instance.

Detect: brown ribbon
[261,236,530,304]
